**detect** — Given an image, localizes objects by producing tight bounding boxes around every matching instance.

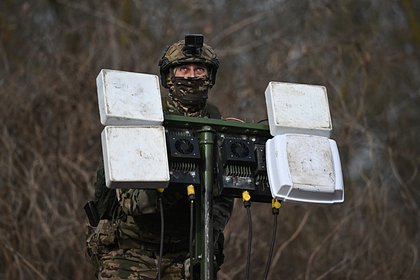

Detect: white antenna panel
[97,69,164,126]
[101,126,170,189]
[266,134,344,204]
[265,82,332,137]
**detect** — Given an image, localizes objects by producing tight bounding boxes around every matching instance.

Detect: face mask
[169,76,211,107]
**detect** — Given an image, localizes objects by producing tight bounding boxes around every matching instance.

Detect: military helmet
[158,34,219,88]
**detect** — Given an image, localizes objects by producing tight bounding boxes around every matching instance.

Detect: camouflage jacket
[90,96,234,263]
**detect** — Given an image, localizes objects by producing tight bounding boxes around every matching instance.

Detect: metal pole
[198,125,214,280]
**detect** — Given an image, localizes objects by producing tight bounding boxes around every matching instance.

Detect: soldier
[86,35,234,279]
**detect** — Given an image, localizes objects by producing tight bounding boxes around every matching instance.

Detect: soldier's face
[174,64,208,78]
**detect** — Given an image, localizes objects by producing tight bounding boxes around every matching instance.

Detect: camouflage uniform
[87,36,234,279]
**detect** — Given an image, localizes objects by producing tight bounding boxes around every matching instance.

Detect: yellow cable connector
[272,199,281,209]
[272,198,281,215]
[242,191,251,208]
[187,184,195,196]
[187,184,195,201]
[242,191,251,202]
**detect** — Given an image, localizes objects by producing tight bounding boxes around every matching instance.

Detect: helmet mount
[183,34,204,56]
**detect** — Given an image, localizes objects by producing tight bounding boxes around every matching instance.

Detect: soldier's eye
[195,67,206,74]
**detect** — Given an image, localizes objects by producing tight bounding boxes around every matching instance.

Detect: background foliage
[0,0,419,279]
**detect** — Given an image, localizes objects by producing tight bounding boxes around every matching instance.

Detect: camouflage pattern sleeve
[116,189,158,216]
[93,162,158,217]
[212,195,234,267]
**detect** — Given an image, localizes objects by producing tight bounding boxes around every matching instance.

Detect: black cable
[187,185,196,280]
[263,210,279,280]
[157,195,164,280]
[257,118,269,123]
[245,204,252,280]
[189,199,194,280]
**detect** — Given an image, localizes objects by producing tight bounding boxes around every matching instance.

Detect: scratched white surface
[265,82,332,137]
[101,126,169,189]
[287,134,335,193]
[266,134,344,204]
[97,69,163,126]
